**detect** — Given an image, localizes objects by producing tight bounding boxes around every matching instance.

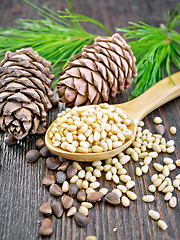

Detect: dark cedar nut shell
[77,189,86,202]
[61,195,73,209]
[66,165,77,179]
[4,136,17,145]
[51,200,63,218]
[26,149,40,163]
[69,183,79,198]
[39,218,53,236]
[49,184,63,197]
[56,171,66,184]
[39,202,52,216]
[57,161,69,171]
[87,192,104,203]
[46,157,60,170]
[74,212,89,227]
[42,174,56,187]
[35,138,44,148]
[40,146,50,157]
[104,192,120,205]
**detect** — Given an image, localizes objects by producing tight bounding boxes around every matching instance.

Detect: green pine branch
[0,0,111,87]
[116,3,180,97]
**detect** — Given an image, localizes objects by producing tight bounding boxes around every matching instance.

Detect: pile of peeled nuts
[48,103,133,153]
[24,109,179,237]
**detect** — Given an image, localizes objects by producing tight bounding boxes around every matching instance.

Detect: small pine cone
[58,33,137,107]
[0,48,54,140]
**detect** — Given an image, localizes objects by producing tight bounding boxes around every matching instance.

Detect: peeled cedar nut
[42,174,56,187]
[51,200,63,218]
[40,146,50,157]
[77,189,86,202]
[74,212,89,227]
[87,192,104,203]
[49,184,63,197]
[105,192,120,205]
[39,202,52,216]
[69,183,79,198]
[61,195,73,209]
[26,150,40,163]
[39,218,53,236]
[46,157,60,170]
[66,165,77,179]
[35,138,44,149]
[57,161,69,171]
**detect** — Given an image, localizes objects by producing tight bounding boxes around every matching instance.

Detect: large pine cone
[58,33,137,107]
[0,48,54,140]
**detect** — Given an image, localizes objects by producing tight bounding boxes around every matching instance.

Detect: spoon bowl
[45,72,180,161]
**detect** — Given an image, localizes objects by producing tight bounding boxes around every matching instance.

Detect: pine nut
[67,206,77,217]
[152,143,161,153]
[86,188,95,195]
[165,177,172,186]
[175,159,180,167]
[117,185,127,193]
[153,178,162,187]
[76,179,83,189]
[78,170,85,179]
[163,157,173,165]
[149,152,158,158]
[148,210,160,220]
[111,166,117,175]
[139,152,148,158]
[166,146,175,153]
[118,168,127,175]
[164,192,172,201]
[126,191,137,200]
[73,162,82,170]
[142,195,155,202]
[136,167,142,176]
[148,185,156,192]
[166,140,175,147]
[93,169,101,178]
[62,181,69,192]
[141,165,149,173]
[168,164,176,171]
[151,174,158,182]
[170,126,176,134]
[175,174,180,179]
[92,160,102,167]
[126,147,134,155]
[85,171,92,180]
[131,151,139,161]
[158,180,167,192]
[173,179,180,188]
[169,196,177,208]
[126,180,135,189]
[70,175,78,183]
[154,117,162,124]
[106,171,112,180]
[104,164,112,172]
[81,202,93,209]
[144,156,152,165]
[115,162,123,170]
[82,180,89,189]
[121,196,130,207]
[99,188,108,196]
[78,206,88,216]
[112,189,122,198]
[92,145,103,153]
[111,158,119,164]
[162,165,170,177]
[85,166,93,172]
[120,175,131,183]
[112,175,120,184]
[120,155,131,165]
[158,220,168,230]
[162,186,174,193]
[153,163,163,172]
[89,176,96,182]
[158,174,165,180]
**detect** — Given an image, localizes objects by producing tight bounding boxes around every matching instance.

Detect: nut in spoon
[45,72,180,161]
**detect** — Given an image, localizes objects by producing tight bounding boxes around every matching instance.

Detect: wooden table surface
[0,0,179,240]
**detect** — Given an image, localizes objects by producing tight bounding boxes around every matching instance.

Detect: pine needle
[0,0,110,87]
[116,3,180,97]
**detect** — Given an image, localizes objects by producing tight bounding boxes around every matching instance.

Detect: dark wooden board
[0,1,179,240]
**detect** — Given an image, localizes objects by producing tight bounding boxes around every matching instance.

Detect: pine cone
[58,33,137,107]
[0,48,54,140]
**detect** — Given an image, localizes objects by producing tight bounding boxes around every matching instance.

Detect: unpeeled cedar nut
[61,195,73,209]
[66,165,77,179]
[77,189,86,202]
[39,218,53,236]
[74,212,89,227]
[26,150,40,163]
[87,192,104,203]
[69,183,79,198]
[56,171,66,184]
[42,174,56,187]
[156,124,165,135]
[40,146,50,157]
[57,161,69,171]
[49,184,63,197]
[4,136,17,145]
[51,200,63,218]
[46,157,60,170]
[104,192,120,205]
[35,138,44,149]
[39,202,52,216]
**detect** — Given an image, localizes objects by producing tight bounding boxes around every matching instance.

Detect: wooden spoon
[45,72,180,161]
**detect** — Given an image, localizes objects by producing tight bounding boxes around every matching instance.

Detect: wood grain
[0,1,179,240]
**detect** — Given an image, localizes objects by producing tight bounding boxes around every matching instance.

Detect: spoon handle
[119,71,180,123]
